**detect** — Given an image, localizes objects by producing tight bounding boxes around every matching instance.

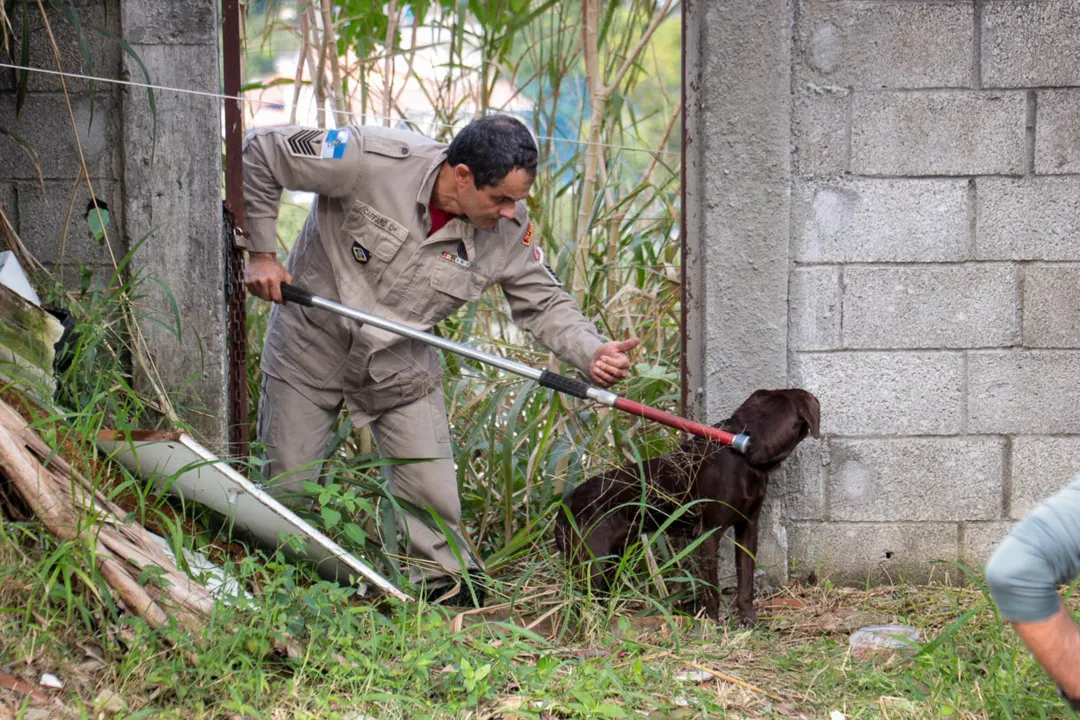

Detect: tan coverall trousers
[257,372,463,584]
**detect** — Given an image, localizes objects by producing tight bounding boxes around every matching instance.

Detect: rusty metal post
[680,0,688,420]
[222,0,249,461]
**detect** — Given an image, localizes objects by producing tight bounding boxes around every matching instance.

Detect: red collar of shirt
[428,206,458,237]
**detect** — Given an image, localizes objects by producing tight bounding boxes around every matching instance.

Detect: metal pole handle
[277,283,750,453]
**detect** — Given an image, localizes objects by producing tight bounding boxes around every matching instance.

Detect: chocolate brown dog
[555,388,820,625]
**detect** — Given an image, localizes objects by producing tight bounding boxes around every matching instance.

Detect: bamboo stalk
[319,0,347,124]
[289,4,311,125]
[383,0,399,126]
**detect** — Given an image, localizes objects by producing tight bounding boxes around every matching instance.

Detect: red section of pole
[222,0,249,461]
[612,397,740,446]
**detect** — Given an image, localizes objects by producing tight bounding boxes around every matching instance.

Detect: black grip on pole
[281,282,314,307]
[538,370,591,399]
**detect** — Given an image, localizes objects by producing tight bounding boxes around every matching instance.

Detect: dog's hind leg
[733,514,761,626]
[698,529,722,621]
[582,515,630,596]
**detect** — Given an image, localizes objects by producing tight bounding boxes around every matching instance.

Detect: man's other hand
[245,252,293,304]
[590,337,640,388]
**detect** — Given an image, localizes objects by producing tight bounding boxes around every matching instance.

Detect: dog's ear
[796,390,821,439]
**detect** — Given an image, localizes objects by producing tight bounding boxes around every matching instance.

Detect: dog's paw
[736,608,758,628]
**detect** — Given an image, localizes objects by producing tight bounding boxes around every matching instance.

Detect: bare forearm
[1014,608,1080,698]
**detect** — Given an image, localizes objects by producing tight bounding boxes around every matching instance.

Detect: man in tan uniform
[242,115,638,601]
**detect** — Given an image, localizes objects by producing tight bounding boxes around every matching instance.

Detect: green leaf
[321,507,342,528]
[87,207,110,242]
[343,522,367,546]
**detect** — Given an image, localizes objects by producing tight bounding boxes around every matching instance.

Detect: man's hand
[590,337,640,388]
[245,252,292,304]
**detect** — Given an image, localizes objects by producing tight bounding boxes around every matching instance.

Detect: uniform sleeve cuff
[573,334,606,379]
[244,217,279,254]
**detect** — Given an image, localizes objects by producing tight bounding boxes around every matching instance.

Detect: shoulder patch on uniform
[533,245,563,287]
[286,129,323,157]
[285,128,350,159]
[321,128,350,159]
[521,221,534,246]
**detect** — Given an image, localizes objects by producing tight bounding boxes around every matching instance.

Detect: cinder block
[828,438,1004,522]
[0,185,14,226]
[968,350,1080,434]
[793,86,849,177]
[982,0,1080,88]
[961,522,1015,568]
[1010,437,1080,519]
[793,178,970,263]
[779,436,829,521]
[843,265,1019,349]
[797,1,973,89]
[1035,91,1080,175]
[0,95,118,180]
[977,177,1080,261]
[8,0,121,94]
[1023,265,1080,348]
[789,522,959,585]
[791,351,963,436]
[42,262,116,294]
[790,266,841,351]
[851,91,1026,176]
[16,181,120,267]
[120,1,216,45]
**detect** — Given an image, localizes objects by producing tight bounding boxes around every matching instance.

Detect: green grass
[1,515,1078,720]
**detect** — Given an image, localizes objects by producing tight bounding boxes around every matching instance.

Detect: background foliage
[242,0,685,568]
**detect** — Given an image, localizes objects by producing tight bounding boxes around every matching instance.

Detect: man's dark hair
[446,115,538,189]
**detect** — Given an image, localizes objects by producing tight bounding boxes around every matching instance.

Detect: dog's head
[726,388,821,468]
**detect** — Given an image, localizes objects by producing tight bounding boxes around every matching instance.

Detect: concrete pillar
[684,0,794,585]
[120,1,227,450]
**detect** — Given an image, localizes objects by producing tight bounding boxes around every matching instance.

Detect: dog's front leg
[733,517,760,627]
[698,529,721,621]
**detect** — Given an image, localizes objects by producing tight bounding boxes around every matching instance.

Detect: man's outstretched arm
[1013,608,1080,700]
[986,474,1080,702]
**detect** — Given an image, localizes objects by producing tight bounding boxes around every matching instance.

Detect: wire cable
[0,60,680,157]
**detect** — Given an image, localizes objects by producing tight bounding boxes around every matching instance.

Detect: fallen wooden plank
[97,429,409,601]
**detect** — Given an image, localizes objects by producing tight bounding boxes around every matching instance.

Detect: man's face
[454,165,534,230]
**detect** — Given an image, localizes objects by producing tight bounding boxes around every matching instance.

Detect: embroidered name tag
[441,251,471,268]
[356,203,408,240]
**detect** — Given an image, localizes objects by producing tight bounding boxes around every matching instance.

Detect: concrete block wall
[0,0,123,278]
[689,0,1080,586]
[0,0,227,449]
[790,0,1080,584]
